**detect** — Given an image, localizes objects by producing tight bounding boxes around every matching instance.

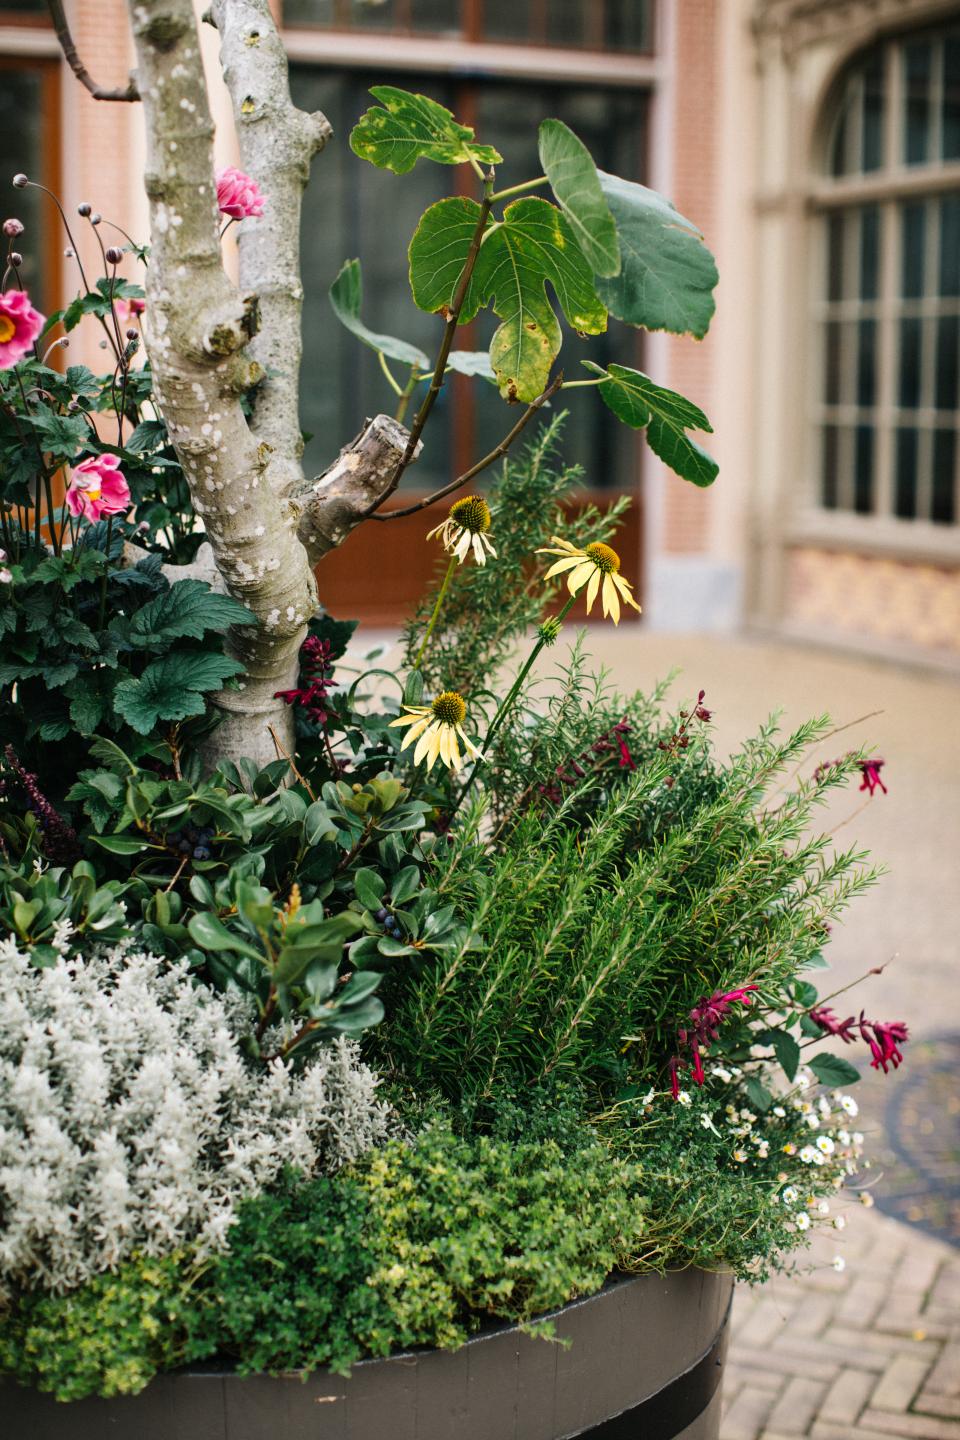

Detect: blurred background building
[0,0,958,663]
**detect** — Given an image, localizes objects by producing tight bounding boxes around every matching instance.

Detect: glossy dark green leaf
[538,119,620,277]
[187,911,264,963]
[589,362,718,487]
[809,1053,862,1086]
[350,86,502,174]
[330,259,429,370]
[595,172,717,339]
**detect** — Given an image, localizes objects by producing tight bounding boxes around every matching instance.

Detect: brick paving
[721,1171,960,1439]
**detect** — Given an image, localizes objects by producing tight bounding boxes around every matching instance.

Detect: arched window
[815,24,960,527]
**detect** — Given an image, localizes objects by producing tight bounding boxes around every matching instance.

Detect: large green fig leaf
[408,196,490,321]
[350,86,502,175]
[594,174,717,339]
[538,119,620,278]
[411,196,606,402]
[587,362,718,487]
[330,259,429,369]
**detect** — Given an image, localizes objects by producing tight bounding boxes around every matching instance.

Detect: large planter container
[1,1268,733,1440]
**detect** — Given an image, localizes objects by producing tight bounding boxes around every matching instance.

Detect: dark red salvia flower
[669,984,759,1098]
[814,752,887,795]
[810,1005,909,1073]
[538,715,636,803]
[2,745,79,863]
[274,635,336,727]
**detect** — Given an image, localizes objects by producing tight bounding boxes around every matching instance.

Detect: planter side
[0,1267,733,1440]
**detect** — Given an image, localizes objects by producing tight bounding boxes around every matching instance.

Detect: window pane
[824,321,843,404]
[895,427,918,517]
[902,202,926,299]
[940,195,960,297]
[935,315,959,411]
[854,424,874,513]
[410,0,461,34]
[899,317,922,408]
[483,0,532,42]
[830,97,850,178]
[857,319,876,406]
[822,424,839,508]
[827,213,845,302]
[903,39,932,166]
[545,0,589,48]
[605,0,652,53]
[862,48,884,171]
[0,65,49,309]
[860,205,880,300]
[942,36,960,160]
[932,429,956,523]
[283,0,397,27]
[290,67,453,488]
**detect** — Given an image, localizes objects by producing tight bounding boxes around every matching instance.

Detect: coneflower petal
[567,561,595,595]
[472,533,485,565]
[426,727,444,771]
[457,725,484,761]
[542,556,583,580]
[455,529,472,561]
[612,574,641,611]
[414,722,438,766]
[585,567,601,613]
[604,574,621,624]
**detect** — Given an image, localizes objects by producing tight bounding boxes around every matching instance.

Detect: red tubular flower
[667,984,758,1097]
[859,759,887,796]
[810,1006,908,1073]
[274,635,336,727]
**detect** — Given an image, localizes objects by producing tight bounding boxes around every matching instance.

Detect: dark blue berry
[374,907,388,923]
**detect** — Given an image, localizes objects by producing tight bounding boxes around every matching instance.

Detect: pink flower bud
[12,175,28,190]
[77,202,92,217]
[105,246,123,265]
[3,219,23,238]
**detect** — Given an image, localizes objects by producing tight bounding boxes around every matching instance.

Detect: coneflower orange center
[431,691,466,726]
[450,495,491,534]
[585,541,620,574]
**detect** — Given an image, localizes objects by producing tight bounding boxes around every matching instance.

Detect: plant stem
[394,365,420,425]
[453,592,578,814]
[560,377,606,390]
[378,349,403,397]
[413,554,457,670]
[489,175,550,203]
[359,174,495,519]
[373,372,564,522]
[98,516,113,628]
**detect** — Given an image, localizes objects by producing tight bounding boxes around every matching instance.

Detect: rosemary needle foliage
[376,702,881,1106]
[402,417,629,705]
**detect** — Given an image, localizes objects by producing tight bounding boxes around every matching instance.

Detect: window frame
[799,22,960,560]
[278,0,656,58]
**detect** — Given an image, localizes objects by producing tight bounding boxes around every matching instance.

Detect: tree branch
[210,0,331,500]
[293,413,420,565]
[358,182,495,519]
[45,0,139,101]
[371,373,563,521]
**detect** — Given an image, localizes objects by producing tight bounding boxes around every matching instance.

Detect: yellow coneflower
[426,495,496,566]
[389,691,483,773]
[536,537,641,624]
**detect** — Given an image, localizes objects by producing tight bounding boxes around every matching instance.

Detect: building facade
[0,0,956,663]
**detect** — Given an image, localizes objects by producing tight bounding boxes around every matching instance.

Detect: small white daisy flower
[677,1091,692,1106]
[795,1212,811,1231]
[840,1095,859,1117]
[859,1192,875,1208]
[832,1255,846,1272]
[816,1136,836,1156]
[834,1216,846,1230]
[782,1186,799,1205]
[799,1145,818,1164]
[772,1105,786,1118]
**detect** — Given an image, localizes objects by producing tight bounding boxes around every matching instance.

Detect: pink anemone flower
[65,453,131,522]
[0,289,44,368]
[215,167,266,220]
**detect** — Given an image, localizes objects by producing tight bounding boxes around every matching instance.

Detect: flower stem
[413,554,457,670]
[98,516,113,629]
[489,175,550,204]
[394,365,421,425]
[452,592,577,815]
[378,349,403,397]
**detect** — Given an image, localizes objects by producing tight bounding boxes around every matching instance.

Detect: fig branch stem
[360,175,495,518]
[489,175,549,203]
[372,372,563,522]
[45,0,140,102]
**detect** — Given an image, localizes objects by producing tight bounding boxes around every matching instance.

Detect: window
[290,66,647,492]
[281,0,653,54]
[816,27,960,527]
[0,57,60,312]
